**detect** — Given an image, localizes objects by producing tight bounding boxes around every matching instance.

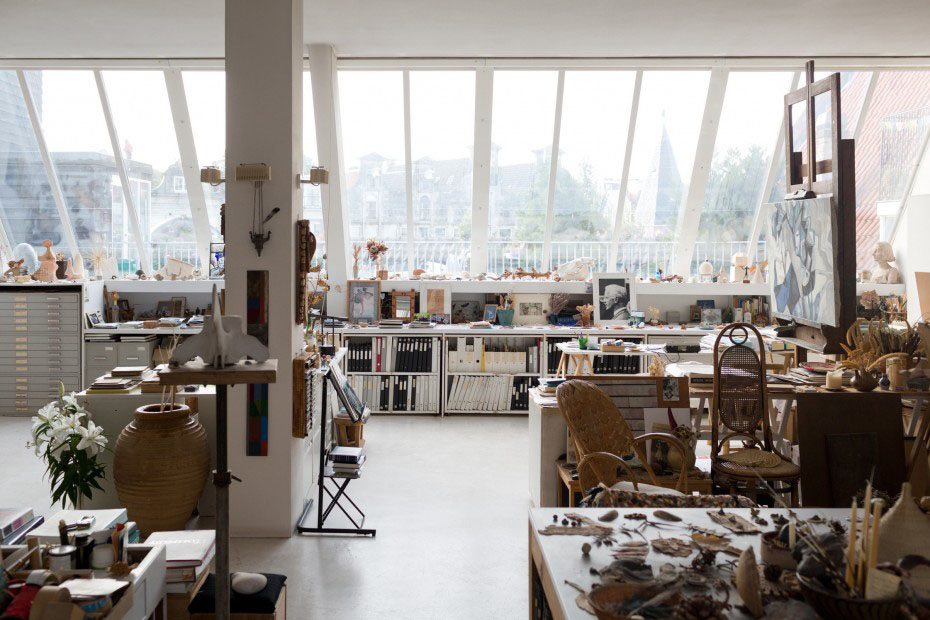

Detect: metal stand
[297,365,376,536]
[215,384,231,620]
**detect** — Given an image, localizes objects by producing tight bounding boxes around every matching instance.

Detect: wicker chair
[556,380,690,495]
[712,323,800,506]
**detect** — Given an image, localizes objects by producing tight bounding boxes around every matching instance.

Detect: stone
[231,572,267,595]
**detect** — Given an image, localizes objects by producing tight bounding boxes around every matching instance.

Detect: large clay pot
[114,403,209,535]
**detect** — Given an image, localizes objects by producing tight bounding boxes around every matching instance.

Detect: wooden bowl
[797,574,905,620]
[587,583,653,620]
[761,531,797,570]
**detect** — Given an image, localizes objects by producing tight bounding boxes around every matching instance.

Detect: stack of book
[145,530,216,594]
[119,334,157,344]
[788,367,851,386]
[86,366,154,394]
[0,507,43,545]
[85,333,114,342]
[140,364,168,393]
[329,446,366,476]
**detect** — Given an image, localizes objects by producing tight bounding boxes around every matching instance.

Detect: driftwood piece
[707,510,760,534]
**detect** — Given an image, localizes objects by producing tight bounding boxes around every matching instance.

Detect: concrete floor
[0,414,531,619]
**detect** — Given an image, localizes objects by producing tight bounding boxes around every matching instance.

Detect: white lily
[76,421,107,456]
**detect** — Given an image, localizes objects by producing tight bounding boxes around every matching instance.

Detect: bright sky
[37,68,794,184]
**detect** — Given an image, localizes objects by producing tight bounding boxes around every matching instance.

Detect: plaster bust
[870,241,901,284]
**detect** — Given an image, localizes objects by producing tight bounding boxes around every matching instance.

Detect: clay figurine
[34,240,58,282]
[870,241,901,284]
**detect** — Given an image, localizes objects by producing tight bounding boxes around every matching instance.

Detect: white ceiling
[1,0,929,59]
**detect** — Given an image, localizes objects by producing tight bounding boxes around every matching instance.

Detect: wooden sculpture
[170,285,269,368]
[576,304,594,327]
[34,240,58,282]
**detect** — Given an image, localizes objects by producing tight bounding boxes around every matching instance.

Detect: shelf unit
[343,334,442,414]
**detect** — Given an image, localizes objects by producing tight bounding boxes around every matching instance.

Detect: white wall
[893,135,930,323]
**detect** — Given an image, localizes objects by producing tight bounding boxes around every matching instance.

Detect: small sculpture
[89,247,108,280]
[34,240,58,282]
[553,257,595,281]
[715,267,729,284]
[70,252,85,280]
[731,252,750,283]
[576,304,594,327]
[647,306,661,325]
[698,259,714,283]
[170,285,269,368]
[3,259,23,279]
[870,241,901,284]
[751,260,767,284]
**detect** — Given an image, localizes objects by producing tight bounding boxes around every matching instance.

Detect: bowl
[761,531,797,570]
[797,574,905,620]
[587,583,655,620]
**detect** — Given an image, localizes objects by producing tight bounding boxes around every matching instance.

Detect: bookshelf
[344,334,442,414]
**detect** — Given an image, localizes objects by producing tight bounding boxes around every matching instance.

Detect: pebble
[581,543,592,555]
[598,510,619,522]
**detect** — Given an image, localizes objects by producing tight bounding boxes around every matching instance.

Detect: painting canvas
[765,198,839,326]
[593,273,636,325]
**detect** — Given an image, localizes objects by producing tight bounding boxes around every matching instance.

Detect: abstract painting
[765,198,838,327]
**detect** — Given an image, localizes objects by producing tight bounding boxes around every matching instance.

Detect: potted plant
[27,384,108,509]
[365,239,389,280]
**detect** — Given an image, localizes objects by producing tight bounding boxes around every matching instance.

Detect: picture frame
[209,242,225,279]
[391,290,416,322]
[347,280,380,324]
[155,300,173,318]
[689,305,702,323]
[171,297,186,317]
[451,300,482,324]
[702,308,722,325]
[643,407,692,468]
[512,293,548,325]
[117,299,133,322]
[85,311,101,328]
[483,304,498,322]
[593,273,636,325]
[421,284,451,316]
[328,363,369,424]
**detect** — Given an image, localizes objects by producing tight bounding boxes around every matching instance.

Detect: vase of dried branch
[114,402,209,535]
[851,369,878,392]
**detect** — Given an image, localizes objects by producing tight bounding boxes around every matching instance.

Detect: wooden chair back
[712,323,774,457]
[556,379,634,467]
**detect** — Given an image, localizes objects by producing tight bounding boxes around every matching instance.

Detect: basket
[797,574,905,620]
[719,448,781,468]
[587,583,654,620]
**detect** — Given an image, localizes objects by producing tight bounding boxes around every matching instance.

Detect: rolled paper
[789,518,796,548]
[861,485,872,555]
[846,500,858,589]
[868,500,882,570]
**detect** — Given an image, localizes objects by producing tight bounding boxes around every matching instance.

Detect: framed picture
[702,308,722,325]
[423,286,450,316]
[483,304,498,322]
[643,407,692,469]
[85,311,101,328]
[347,280,380,324]
[451,300,481,324]
[171,297,186,317]
[593,273,636,325]
[391,290,416,321]
[328,364,369,424]
[117,299,133,322]
[689,305,702,323]
[209,242,225,279]
[155,300,173,318]
[512,293,548,325]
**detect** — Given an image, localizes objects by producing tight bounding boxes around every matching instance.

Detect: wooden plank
[159,359,278,385]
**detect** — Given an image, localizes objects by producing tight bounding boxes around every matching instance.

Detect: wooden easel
[776,61,857,358]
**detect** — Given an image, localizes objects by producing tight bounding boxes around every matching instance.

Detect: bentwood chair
[556,380,689,495]
[712,323,800,506]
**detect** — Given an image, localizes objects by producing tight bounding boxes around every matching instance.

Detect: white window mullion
[608,70,642,270]
[669,69,729,277]
[747,71,802,257]
[94,70,153,274]
[16,70,80,259]
[470,67,493,274]
[853,71,879,141]
[164,68,212,272]
[542,70,565,270]
[404,70,415,274]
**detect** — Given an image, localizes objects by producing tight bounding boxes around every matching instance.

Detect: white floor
[0,414,532,619]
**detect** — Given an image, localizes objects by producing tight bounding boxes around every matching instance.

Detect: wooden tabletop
[530,506,846,620]
[159,359,278,385]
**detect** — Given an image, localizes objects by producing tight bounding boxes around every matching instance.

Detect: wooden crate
[189,584,286,620]
[333,416,365,448]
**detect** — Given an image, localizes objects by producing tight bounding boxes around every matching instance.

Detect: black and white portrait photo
[593,273,636,324]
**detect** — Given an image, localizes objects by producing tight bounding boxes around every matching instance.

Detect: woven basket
[587,584,655,620]
[797,575,904,620]
[719,448,781,468]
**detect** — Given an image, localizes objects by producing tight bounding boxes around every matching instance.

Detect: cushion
[714,458,800,480]
[609,481,685,496]
[188,573,286,614]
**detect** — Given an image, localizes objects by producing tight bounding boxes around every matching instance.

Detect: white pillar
[471,67,493,274]
[226,0,304,537]
[308,44,351,316]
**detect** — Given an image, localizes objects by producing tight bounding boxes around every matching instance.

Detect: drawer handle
[93,356,108,361]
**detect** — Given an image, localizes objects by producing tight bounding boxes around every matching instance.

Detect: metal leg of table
[907,396,927,436]
[215,384,230,620]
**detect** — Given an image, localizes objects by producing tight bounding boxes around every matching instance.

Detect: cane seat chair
[556,380,690,495]
[712,323,800,506]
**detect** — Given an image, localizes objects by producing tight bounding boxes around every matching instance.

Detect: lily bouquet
[27,384,108,508]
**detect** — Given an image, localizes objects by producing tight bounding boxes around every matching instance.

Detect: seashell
[737,547,764,618]
[919,496,930,513]
[598,509,619,522]
[653,510,681,522]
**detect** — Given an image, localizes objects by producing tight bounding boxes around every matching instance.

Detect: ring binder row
[346,374,441,414]
[446,336,541,374]
[346,336,439,373]
[545,335,646,375]
[445,374,535,412]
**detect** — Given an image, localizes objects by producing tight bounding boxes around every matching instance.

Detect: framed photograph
[451,300,481,324]
[209,242,225,279]
[702,308,722,325]
[696,299,715,310]
[171,297,186,317]
[85,311,101,328]
[483,304,498,322]
[117,299,133,322]
[643,407,692,470]
[155,300,173,318]
[347,280,380,324]
[423,285,450,316]
[391,290,416,322]
[512,293,548,325]
[593,273,636,325]
[689,305,702,323]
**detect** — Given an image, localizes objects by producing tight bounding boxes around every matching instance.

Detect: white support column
[0,216,12,260]
[471,66,493,274]
[608,70,642,270]
[853,71,879,141]
[404,70,415,273]
[226,0,304,537]
[164,68,212,271]
[94,70,153,273]
[542,70,565,270]
[308,44,351,315]
[669,69,728,277]
[746,71,801,256]
[16,70,79,258]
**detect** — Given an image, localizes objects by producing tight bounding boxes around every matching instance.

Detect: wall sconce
[201,166,225,187]
[296,166,329,187]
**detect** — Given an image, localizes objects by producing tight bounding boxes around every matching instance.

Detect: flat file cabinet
[84,339,156,387]
[0,288,82,416]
